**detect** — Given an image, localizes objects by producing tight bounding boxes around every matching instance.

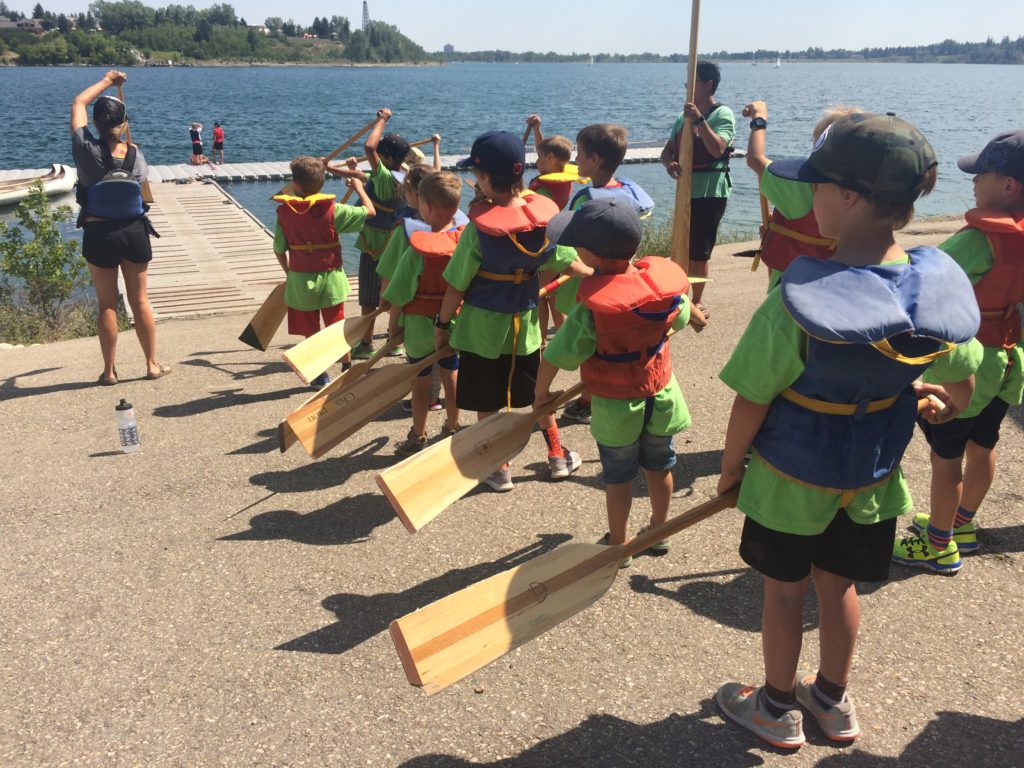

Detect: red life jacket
[964,208,1024,349]
[273,193,340,273]
[404,227,463,317]
[759,207,836,272]
[528,176,573,210]
[578,257,690,400]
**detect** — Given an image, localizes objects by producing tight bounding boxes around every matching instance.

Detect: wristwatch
[750,117,768,131]
[694,114,706,125]
[434,313,451,331]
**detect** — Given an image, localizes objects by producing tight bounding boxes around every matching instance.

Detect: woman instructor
[71,70,169,384]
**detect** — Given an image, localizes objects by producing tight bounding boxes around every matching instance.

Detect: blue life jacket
[569,178,654,217]
[753,247,980,493]
[77,143,144,220]
[363,170,405,231]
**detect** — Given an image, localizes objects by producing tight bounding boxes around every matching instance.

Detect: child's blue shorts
[597,431,676,484]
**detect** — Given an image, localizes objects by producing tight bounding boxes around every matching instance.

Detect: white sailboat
[775,56,781,68]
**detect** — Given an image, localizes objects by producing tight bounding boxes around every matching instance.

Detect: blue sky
[32,0,1022,55]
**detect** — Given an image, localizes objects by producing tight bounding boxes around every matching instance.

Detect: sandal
[97,370,118,386]
[145,364,172,380]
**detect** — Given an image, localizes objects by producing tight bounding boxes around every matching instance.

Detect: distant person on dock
[272,156,376,388]
[892,129,1024,574]
[71,69,170,384]
[660,60,735,315]
[351,107,411,361]
[188,122,208,165]
[212,121,224,164]
[743,99,849,290]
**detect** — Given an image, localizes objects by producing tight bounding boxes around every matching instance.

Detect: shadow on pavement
[1,367,99,401]
[182,356,292,380]
[228,427,281,455]
[247,436,390,493]
[219,492,395,546]
[276,533,572,655]
[152,384,308,418]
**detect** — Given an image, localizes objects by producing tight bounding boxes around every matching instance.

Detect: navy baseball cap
[957,129,1024,183]
[768,112,937,204]
[546,198,643,260]
[456,131,525,177]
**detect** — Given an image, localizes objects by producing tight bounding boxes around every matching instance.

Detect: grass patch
[638,220,758,259]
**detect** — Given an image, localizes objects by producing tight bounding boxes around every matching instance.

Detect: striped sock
[812,671,847,708]
[541,426,563,458]
[763,683,797,718]
[927,524,952,552]
[953,505,976,529]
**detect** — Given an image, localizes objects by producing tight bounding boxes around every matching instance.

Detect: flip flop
[145,365,172,380]
[97,371,118,386]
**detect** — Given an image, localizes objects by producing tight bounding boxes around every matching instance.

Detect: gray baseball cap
[545,198,643,260]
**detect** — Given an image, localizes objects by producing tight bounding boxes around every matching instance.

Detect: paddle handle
[116,84,133,146]
[327,137,435,174]
[617,490,737,561]
[325,117,378,163]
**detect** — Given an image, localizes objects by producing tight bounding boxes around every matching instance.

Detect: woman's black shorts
[82,218,153,269]
[192,143,204,156]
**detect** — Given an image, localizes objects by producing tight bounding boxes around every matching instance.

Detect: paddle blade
[282,310,378,384]
[238,283,286,351]
[390,542,620,695]
[377,412,533,533]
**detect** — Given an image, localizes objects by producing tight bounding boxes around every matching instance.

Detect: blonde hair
[813,106,861,141]
[403,163,433,195]
[418,171,462,209]
[290,156,325,196]
[537,135,572,164]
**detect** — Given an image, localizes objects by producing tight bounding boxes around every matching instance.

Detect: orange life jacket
[759,207,836,272]
[528,176,573,210]
[404,227,463,317]
[578,257,690,400]
[273,193,340,273]
[964,208,1024,349]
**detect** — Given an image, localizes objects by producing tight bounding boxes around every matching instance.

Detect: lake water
[3,62,1023,251]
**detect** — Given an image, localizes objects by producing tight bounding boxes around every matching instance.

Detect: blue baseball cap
[456,131,525,177]
[958,129,1024,183]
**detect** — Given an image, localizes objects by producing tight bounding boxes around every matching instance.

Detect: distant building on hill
[443,44,454,55]
[362,1,369,31]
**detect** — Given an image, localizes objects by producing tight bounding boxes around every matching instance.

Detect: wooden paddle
[324,137,436,178]
[238,282,287,351]
[282,306,387,384]
[390,490,738,694]
[668,0,701,271]
[750,194,770,272]
[274,119,379,197]
[116,84,154,204]
[378,382,586,532]
[278,331,404,452]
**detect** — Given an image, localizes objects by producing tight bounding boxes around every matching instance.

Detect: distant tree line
[439,35,1024,65]
[0,0,428,65]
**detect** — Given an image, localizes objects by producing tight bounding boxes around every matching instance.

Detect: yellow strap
[506,313,521,411]
[477,268,535,285]
[979,305,1019,319]
[753,449,889,507]
[508,232,550,257]
[289,241,339,252]
[779,388,899,416]
[870,338,956,365]
[767,220,836,248]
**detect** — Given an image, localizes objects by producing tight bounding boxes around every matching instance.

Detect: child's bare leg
[762,576,808,693]
[811,567,858,688]
[689,261,709,305]
[539,296,550,341]
[440,368,459,430]
[928,450,964,533]
[644,468,673,529]
[605,481,632,544]
[961,441,997,513]
[411,373,431,437]
[549,298,564,330]
[476,410,496,422]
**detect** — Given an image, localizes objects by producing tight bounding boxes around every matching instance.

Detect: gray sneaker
[351,341,374,360]
[481,465,513,492]
[562,399,591,424]
[598,532,632,569]
[638,525,671,554]
[795,672,860,742]
[716,683,805,749]
[548,448,582,480]
[395,429,427,457]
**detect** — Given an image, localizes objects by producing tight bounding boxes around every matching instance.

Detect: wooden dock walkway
[135,181,283,320]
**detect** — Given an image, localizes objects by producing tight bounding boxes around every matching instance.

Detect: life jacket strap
[595,337,667,364]
[779,388,899,416]
[870,338,956,366]
[289,241,340,252]
[508,232,550,257]
[477,268,537,285]
[767,220,836,248]
[979,305,1019,319]
[631,296,682,321]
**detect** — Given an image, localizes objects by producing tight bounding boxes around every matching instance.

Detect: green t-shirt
[376,223,411,282]
[381,243,446,358]
[355,163,399,257]
[759,165,816,291]
[720,284,983,535]
[544,296,692,447]
[442,222,578,358]
[920,228,1024,415]
[274,203,368,311]
[669,104,736,199]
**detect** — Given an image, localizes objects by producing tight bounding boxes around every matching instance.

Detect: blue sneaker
[310,371,330,389]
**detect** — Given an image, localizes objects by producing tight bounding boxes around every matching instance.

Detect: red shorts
[288,303,345,337]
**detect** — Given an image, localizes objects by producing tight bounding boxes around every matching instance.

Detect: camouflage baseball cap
[768,112,937,204]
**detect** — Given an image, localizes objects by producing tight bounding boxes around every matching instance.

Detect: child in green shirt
[714,113,981,749]
[536,199,693,568]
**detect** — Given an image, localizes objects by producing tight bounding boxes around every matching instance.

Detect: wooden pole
[668,0,701,271]
[116,83,154,203]
[751,194,770,272]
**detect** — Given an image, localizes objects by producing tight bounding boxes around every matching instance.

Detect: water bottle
[116,399,141,453]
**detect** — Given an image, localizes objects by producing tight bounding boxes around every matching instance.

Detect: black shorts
[192,143,203,156]
[212,141,224,151]
[739,511,897,583]
[456,349,539,412]
[358,251,382,308]
[82,218,153,269]
[917,397,1010,459]
[689,196,728,262]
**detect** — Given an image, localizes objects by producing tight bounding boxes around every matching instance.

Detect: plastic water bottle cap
[116,399,133,411]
